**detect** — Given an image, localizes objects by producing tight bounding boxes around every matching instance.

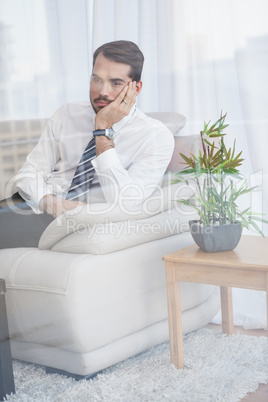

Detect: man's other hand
[39,194,84,218]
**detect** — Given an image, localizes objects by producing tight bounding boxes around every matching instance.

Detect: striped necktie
[66,137,96,202]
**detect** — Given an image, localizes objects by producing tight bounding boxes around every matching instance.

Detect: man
[2,40,174,247]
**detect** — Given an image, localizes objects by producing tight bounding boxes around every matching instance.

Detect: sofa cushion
[146,112,186,135]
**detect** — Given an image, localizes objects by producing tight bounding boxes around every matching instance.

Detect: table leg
[220,286,234,335]
[266,272,268,331]
[165,262,184,369]
[0,279,15,400]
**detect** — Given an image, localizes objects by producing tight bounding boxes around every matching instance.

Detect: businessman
[1,40,174,247]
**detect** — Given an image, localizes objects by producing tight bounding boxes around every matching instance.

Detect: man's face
[90,53,132,113]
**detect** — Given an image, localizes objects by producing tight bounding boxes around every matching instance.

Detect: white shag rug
[5,328,268,402]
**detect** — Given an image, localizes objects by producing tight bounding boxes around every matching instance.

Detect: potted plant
[173,112,267,252]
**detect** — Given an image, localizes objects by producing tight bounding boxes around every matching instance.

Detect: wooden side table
[163,235,268,369]
[0,279,15,400]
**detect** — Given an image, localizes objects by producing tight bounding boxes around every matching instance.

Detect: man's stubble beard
[90,93,112,114]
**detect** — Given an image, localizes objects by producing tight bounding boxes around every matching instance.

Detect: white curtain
[1,0,267,328]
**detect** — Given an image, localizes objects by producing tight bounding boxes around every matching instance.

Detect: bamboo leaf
[231,139,236,159]
[179,153,194,167]
[209,133,227,138]
[247,219,265,236]
[247,215,268,223]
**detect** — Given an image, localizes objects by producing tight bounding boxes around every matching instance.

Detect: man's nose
[98,81,111,97]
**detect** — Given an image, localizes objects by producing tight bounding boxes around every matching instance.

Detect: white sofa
[0,113,220,378]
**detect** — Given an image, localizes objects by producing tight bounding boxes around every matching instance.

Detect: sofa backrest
[0,119,47,200]
[0,112,197,200]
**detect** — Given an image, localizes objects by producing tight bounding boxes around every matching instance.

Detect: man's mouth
[94,98,112,108]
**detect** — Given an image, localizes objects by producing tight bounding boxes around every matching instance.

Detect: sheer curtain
[1,0,267,328]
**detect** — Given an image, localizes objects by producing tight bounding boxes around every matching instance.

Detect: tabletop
[163,235,268,271]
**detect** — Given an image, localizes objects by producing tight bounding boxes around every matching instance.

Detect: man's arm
[91,129,175,208]
[88,83,175,208]
[94,81,137,156]
[12,108,84,218]
[12,115,61,214]
[89,80,173,208]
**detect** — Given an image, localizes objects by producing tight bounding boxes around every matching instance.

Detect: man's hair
[93,40,144,82]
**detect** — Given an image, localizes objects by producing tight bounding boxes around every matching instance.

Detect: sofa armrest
[38,181,197,253]
[167,134,201,172]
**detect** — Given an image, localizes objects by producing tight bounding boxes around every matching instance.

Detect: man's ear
[135,81,142,95]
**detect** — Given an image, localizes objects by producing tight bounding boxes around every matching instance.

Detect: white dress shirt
[13,101,174,213]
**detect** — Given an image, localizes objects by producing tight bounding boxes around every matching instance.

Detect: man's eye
[113,81,123,86]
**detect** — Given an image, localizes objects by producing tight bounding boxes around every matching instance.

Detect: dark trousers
[0,193,54,249]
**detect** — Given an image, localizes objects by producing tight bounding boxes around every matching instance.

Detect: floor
[207,324,268,402]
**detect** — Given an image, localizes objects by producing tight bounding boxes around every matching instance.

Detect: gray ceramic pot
[189,220,242,253]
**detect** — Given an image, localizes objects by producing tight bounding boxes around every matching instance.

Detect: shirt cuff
[91,148,122,173]
[16,180,55,214]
